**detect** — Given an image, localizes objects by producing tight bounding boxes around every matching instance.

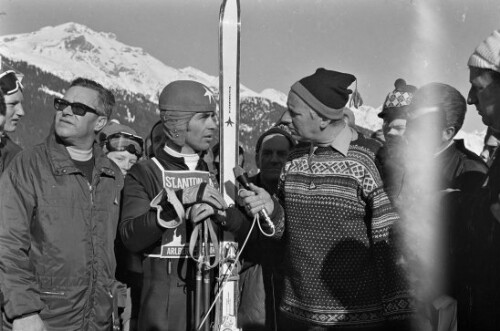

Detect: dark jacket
[437,139,488,192]
[235,174,284,331]
[378,139,487,205]
[435,140,488,306]
[453,150,500,331]
[0,134,22,329]
[119,148,214,331]
[0,134,22,175]
[119,148,214,254]
[376,144,405,204]
[0,132,124,330]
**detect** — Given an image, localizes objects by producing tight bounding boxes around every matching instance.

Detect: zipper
[89,182,93,205]
[82,171,100,329]
[40,290,65,296]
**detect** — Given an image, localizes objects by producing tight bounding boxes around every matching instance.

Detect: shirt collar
[310,125,357,156]
[313,124,352,156]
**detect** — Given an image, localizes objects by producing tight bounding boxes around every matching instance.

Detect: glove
[176,182,228,210]
[189,203,227,224]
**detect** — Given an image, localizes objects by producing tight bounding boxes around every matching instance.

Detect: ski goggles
[54,97,100,116]
[0,70,23,96]
[105,132,144,157]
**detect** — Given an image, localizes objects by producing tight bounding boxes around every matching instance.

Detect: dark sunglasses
[0,70,23,96]
[54,97,100,116]
[105,132,144,157]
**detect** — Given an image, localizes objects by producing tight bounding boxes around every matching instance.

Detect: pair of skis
[195,1,241,330]
[214,0,241,330]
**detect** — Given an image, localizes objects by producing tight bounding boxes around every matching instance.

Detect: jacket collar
[45,131,117,178]
[155,143,209,171]
[434,140,456,158]
[155,145,189,169]
[0,133,13,149]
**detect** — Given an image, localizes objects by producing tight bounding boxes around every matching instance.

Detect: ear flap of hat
[158,80,216,147]
[160,111,195,148]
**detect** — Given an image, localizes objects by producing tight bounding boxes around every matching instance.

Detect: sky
[1,0,499,132]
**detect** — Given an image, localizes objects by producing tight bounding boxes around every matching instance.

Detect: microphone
[233,166,273,225]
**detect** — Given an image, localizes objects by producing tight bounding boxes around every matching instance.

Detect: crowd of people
[0,29,500,331]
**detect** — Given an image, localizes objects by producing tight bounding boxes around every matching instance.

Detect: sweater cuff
[269,196,281,220]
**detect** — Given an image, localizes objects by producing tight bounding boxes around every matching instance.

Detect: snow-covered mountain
[260,88,287,106]
[349,104,383,132]
[0,22,284,106]
[455,129,486,155]
[0,22,486,156]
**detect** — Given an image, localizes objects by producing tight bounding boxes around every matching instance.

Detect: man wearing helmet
[119,80,228,331]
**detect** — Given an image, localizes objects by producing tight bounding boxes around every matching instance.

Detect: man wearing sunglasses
[0,69,24,175]
[0,77,124,331]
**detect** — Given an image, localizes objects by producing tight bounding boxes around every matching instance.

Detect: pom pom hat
[158,80,216,146]
[290,68,356,120]
[378,78,417,121]
[468,29,500,73]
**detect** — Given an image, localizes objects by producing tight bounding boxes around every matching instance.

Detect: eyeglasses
[0,70,23,96]
[105,132,144,157]
[54,97,100,116]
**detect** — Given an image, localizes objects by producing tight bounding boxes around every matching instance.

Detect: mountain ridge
[0,22,284,106]
[0,22,486,158]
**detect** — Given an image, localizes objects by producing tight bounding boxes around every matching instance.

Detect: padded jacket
[0,132,124,331]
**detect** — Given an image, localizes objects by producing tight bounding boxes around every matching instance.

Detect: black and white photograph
[0,0,499,330]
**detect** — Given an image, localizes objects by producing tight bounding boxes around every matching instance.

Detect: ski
[214,0,241,330]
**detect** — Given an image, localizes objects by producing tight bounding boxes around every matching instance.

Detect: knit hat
[158,80,216,146]
[378,78,417,121]
[468,30,500,73]
[255,124,296,157]
[290,68,356,120]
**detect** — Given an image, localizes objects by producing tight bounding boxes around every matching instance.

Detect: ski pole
[195,225,203,329]
[203,220,211,331]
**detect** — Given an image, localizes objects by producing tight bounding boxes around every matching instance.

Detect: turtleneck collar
[163,144,200,171]
[66,146,93,161]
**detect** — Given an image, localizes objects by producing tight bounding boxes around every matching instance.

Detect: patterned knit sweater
[269,135,412,327]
